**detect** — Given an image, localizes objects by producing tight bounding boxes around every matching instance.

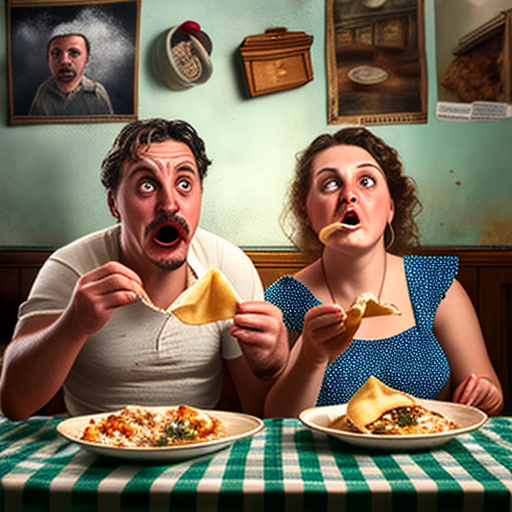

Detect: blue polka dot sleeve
[264,275,321,332]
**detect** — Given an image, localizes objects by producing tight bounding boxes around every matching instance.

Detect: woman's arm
[263,336,328,418]
[434,279,503,415]
[264,304,348,418]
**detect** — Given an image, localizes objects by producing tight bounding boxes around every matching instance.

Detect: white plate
[299,399,487,451]
[57,407,264,461]
[348,65,389,85]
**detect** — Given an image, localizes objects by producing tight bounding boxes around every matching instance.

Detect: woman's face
[305,144,394,251]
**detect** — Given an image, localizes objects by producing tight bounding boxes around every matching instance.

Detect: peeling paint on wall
[478,214,512,245]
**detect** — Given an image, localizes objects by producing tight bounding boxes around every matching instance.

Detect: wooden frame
[7,0,140,125]
[436,1,512,104]
[326,0,428,125]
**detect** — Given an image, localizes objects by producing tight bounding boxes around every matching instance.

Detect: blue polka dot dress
[264,256,458,404]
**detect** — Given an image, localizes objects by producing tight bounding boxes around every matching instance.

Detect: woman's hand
[452,373,503,416]
[301,304,350,367]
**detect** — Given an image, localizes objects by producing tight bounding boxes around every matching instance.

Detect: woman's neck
[320,245,389,308]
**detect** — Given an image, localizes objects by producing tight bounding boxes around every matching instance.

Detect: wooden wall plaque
[239,27,314,97]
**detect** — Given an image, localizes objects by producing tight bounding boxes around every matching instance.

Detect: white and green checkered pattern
[2,416,512,511]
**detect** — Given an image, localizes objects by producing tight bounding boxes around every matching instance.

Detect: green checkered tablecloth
[1,415,512,512]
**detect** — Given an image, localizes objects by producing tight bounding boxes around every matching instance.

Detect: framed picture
[7,0,140,125]
[326,0,427,125]
[434,0,512,122]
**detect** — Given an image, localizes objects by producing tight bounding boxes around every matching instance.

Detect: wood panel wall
[1,248,511,412]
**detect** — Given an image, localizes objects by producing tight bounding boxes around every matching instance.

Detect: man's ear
[107,190,120,220]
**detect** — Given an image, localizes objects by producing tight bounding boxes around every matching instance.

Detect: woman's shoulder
[265,275,309,297]
[265,275,321,333]
[403,253,459,263]
[403,254,459,273]
[403,254,459,299]
[265,274,320,306]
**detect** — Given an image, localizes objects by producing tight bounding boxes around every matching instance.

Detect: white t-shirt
[16,225,263,415]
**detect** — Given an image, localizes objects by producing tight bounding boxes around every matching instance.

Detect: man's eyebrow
[126,157,199,176]
[124,158,158,176]
[175,161,199,171]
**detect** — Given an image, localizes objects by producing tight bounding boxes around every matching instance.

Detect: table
[1,415,512,512]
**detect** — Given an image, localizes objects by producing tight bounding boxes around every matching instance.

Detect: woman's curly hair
[281,127,422,261]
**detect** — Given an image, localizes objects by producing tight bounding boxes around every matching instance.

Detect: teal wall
[1,0,512,249]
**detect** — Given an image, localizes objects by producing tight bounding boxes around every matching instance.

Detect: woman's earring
[385,222,395,250]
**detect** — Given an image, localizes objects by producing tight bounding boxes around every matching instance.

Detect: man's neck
[117,229,191,310]
[144,264,189,310]
[55,78,82,96]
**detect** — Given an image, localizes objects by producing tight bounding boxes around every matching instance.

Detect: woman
[264,127,503,418]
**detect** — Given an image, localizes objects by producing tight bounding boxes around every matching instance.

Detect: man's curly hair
[281,127,422,260]
[101,118,211,193]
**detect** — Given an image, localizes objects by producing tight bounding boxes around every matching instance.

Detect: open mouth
[57,72,76,84]
[58,69,75,76]
[152,224,183,248]
[341,210,360,228]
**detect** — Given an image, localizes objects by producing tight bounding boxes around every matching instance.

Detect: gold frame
[7,0,140,125]
[326,0,427,125]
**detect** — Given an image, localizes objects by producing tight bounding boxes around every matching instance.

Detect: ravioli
[346,376,416,433]
[141,269,240,325]
[330,377,459,435]
[318,222,345,244]
[343,292,401,341]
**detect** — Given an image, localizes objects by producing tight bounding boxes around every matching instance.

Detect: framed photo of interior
[435,0,512,104]
[326,0,427,125]
[7,0,140,125]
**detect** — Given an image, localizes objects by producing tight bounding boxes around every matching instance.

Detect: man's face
[48,35,89,94]
[109,140,203,272]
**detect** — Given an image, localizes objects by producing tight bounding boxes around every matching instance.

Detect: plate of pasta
[300,400,487,451]
[299,377,487,451]
[57,404,264,461]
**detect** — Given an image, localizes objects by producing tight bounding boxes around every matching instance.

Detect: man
[0,119,288,420]
[29,33,114,116]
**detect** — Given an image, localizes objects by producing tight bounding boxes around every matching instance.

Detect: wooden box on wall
[239,27,314,97]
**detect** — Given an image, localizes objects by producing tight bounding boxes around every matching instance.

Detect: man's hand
[230,301,289,381]
[65,261,145,338]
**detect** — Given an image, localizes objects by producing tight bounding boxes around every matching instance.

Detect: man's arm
[227,301,289,416]
[0,262,144,421]
[1,313,88,420]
